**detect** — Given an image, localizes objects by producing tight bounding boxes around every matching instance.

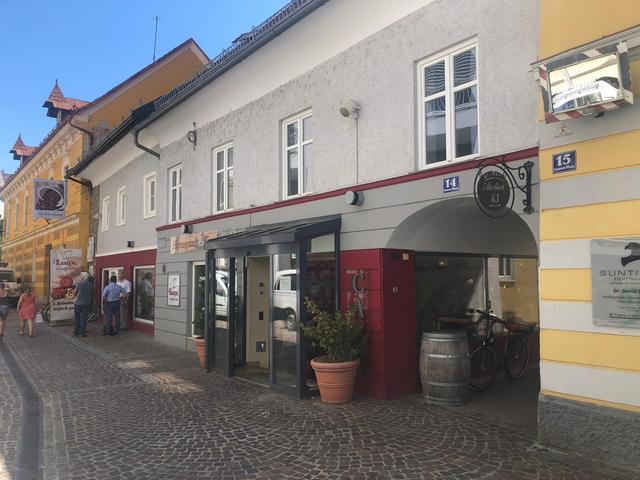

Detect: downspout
[69,119,94,147]
[133,127,160,158]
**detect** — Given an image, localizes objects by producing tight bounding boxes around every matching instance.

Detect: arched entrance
[389,197,540,429]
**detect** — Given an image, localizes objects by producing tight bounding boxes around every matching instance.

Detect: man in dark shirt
[73,272,92,337]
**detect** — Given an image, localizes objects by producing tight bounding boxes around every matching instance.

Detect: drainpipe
[69,119,94,147]
[133,128,160,158]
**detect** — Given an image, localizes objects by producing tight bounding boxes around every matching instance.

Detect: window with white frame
[102,196,110,231]
[143,172,157,218]
[169,165,182,223]
[283,111,312,198]
[213,144,234,212]
[116,187,126,226]
[498,256,514,281]
[419,43,478,166]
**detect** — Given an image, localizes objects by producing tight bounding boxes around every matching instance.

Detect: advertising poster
[167,273,180,306]
[591,239,640,328]
[33,179,66,219]
[49,249,83,322]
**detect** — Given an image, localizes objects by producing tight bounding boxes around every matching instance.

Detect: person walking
[0,283,10,337]
[117,272,132,332]
[73,272,92,337]
[17,285,37,337]
[102,275,123,336]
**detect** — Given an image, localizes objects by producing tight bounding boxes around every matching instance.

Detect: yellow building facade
[0,39,208,302]
[537,1,640,467]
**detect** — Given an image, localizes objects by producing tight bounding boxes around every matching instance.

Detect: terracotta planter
[311,357,360,404]
[193,337,205,368]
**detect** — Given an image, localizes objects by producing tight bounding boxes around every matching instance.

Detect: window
[213,144,234,212]
[102,196,110,231]
[498,256,514,281]
[116,187,126,226]
[192,262,205,337]
[15,200,19,228]
[419,43,478,166]
[282,111,312,198]
[23,194,28,226]
[169,165,182,222]
[134,266,155,323]
[143,173,157,218]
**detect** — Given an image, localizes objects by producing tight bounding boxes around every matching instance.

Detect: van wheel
[285,309,297,330]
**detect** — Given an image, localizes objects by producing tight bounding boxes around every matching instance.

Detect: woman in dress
[17,285,36,337]
[0,282,10,337]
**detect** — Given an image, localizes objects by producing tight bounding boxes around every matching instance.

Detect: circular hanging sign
[474,167,513,218]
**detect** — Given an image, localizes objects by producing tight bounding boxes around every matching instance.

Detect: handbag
[35,313,44,324]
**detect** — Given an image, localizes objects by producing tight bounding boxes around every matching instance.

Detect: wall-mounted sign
[473,157,534,219]
[443,176,459,193]
[49,249,82,322]
[346,269,366,320]
[169,231,217,254]
[33,179,66,219]
[167,273,180,307]
[592,239,640,329]
[552,151,577,174]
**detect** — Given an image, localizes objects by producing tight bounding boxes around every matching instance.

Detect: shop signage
[33,178,66,219]
[169,231,218,254]
[473,157,534,218]
[167,273,180,306]
[443,176,459,193]
[49,249,83,322]
[552,150,576,174]
[592,239,640,329]
[346,269,366,320]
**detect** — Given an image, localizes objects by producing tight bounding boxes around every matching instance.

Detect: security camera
[339,99,360,119]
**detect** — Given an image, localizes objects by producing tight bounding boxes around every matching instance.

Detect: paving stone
[0,312,635,479]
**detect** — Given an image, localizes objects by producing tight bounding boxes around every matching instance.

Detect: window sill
[143,212,157,220]
[283,191,314,201]
[419,154,481,172]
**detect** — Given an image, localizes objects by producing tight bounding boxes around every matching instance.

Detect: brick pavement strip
[0,312,635,480]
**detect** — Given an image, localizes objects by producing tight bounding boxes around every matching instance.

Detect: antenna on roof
[151,15,162,62]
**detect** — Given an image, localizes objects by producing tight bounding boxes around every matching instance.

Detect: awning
[204,215,341,251]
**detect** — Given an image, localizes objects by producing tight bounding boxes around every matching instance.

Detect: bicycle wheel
[505,334,530,382]
[469,346,497,392]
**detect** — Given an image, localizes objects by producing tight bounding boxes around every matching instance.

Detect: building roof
[42,81,89,118]
[2,38,208,197]
[138,0,327,131]
[9,134,35,160]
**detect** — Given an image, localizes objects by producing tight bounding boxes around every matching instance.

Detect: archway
[388,197,540,430]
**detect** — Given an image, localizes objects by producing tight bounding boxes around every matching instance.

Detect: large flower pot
[193,337,206,368]
[311,357,360,404]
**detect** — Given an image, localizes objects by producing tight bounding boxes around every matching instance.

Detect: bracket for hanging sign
[473,156,534,219]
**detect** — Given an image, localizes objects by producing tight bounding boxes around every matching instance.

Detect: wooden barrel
[420,331,470,406]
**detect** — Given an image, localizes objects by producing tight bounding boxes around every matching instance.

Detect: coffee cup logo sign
[33,179,66,219]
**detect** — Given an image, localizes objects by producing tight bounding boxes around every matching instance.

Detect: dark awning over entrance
[204,215,341,251]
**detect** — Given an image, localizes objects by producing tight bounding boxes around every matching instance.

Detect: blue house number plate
[443,176,459,193]
[552,151,576,173]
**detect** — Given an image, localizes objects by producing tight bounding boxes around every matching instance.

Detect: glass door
[212,257,230,374]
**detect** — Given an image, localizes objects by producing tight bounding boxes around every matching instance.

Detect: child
[17,285,37,337]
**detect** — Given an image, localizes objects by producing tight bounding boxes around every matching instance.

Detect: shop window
[191,262,205,337]
[133,267,155,323]
[116,186,126,226]
[101,197,110,231]
[282,110,312,198]
[143,172,156,219]
[169,165,182,223]
[213,143,234,212]
[419,42,478,167]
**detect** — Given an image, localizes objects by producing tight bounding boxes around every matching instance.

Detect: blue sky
[0,0,288,174]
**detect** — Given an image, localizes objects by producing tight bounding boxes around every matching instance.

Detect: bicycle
[468,306,533,392]
[40,302,51,323]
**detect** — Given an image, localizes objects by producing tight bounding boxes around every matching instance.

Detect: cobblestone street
[0,313,633,480]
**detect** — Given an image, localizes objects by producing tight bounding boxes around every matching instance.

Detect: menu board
[49,249,82,322]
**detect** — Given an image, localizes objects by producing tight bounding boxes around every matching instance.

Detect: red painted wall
[94,249,156,335]
[340,248,418,400]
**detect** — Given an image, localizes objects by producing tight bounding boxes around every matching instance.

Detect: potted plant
[301,299,366,404]
[193,308,206,368]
